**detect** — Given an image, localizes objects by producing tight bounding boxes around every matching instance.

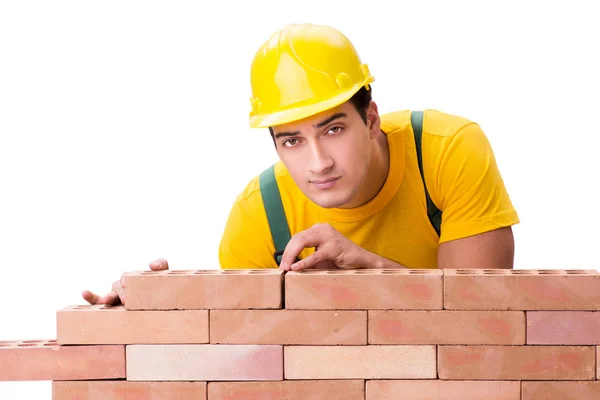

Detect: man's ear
[366,101,381,138]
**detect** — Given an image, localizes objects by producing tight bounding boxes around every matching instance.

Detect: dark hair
[269,85,373,139]
[348,85,372,124]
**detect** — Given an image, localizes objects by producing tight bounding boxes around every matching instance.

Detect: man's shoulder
[219,162,292,270]
[380,108,478,139]
[231,161,293,208]
[423,109,478,139]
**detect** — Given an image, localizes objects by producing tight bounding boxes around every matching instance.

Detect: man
[83,23,519,306]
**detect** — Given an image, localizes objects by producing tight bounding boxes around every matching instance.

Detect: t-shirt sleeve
[218,191,279,270]
[428,122,520,243]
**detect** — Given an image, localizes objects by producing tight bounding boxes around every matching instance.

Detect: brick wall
[2,268,600,399]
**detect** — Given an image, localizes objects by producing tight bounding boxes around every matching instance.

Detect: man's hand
[81,258,169,306]
[279,223,372,271]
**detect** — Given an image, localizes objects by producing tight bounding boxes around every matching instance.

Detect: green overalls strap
[260,110,442,266]
[259,165,292,266]
[411,110,442,236]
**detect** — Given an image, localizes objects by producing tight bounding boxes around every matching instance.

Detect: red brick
[444,269,600,310]
[208,380,364,399]
[0,339,124,381]
[438,345,596,380]
[52,381,206,399]
[284,345,436,379]
[123,269,283,310]
[369,310,525,344]
[522,381,600,399]
[210,310,366,345]
[285,269,442,309]
[527,311,600,344]
[366,380,520,399]
[57,305,208,344]
[126,344,282,381]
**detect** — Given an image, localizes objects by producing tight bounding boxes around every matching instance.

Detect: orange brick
[208,380,364,399]
[284,345,436,379]
[123,269,283,310]
[285,269,442,309]
[369,310,525,344]
[127,344,283,381]
[210,310,366,345]
[366,380,520,399]
[527,311,600,344]
[522,381,600,399]
[0,339,124,381]
[444,269,600,310]
[438,345,596,380]
[52,381,206,399]
[57,305,209,344]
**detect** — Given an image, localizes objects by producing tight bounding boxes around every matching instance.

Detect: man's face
[271,101,380,209]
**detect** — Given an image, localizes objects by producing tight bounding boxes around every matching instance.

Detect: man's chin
[308,192,350,209]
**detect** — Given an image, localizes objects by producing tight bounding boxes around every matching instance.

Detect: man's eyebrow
[315,112,347,128]
[273,130,299,140]
[273,112,347,140]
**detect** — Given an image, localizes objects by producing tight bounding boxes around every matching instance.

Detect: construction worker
[83,23,519,306]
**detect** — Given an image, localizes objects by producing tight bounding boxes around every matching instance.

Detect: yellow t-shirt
[218,109,519,270]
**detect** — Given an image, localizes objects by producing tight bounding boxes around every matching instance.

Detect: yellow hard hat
[249,23,374,128]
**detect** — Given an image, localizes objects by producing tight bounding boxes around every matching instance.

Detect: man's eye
[328,126,342,134]
[284,139,298,147]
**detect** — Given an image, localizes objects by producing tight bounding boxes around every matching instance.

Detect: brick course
[3,268,600,399]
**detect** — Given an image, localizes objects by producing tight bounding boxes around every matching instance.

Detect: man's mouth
[311,177,340,190]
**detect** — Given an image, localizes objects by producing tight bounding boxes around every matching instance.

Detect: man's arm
[424,120,519,270]
[219,188,280,270]
[437,226,515,269]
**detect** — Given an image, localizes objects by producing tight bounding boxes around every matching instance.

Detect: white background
[1,0,598,396]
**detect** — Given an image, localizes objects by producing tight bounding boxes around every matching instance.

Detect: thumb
[291,251,327,271]
[149,258,169,271]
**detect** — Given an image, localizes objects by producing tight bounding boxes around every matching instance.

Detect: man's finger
[280,228,323,270]
[312,259,338,270]
[82,290,120,306]
[290,249,328,271]
[149,258,169,271]
[102,292,120,306]
[112,280,125,305]
[82,290,99,304]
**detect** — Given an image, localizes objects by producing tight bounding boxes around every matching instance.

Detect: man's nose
[307,143,334,174]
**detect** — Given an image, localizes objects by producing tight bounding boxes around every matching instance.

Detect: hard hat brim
[249,79,374,129]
